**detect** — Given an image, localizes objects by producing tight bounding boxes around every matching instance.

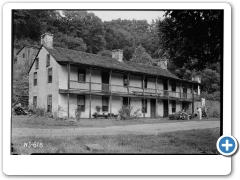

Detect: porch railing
[69,80,199,100]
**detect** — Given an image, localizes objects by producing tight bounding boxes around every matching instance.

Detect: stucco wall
[29,47,59,114]
[58,94,122,118]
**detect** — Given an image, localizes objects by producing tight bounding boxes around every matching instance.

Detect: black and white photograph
[10,9,223,155]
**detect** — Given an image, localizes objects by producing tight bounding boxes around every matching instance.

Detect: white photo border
[3,2,231,175]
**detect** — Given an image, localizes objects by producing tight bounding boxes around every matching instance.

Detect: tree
[53,32,87,52]
[130,45,152,64]
[158,10,223,73]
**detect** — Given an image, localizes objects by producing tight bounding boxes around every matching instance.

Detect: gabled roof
[44,46,180,80]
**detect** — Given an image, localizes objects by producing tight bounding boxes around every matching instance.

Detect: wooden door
[150,99,156,118]
[163,100,168,117]
[102,72,109,92]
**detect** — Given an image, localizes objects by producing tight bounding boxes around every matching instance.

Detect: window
[47,95,52,112]
[33,96,37,107]
[123,75,128,87]
[102,96,109,112]
[171,82,176,92]
[143,77,148,88]
[142,99,147,113]
[77,95,85,112]
[48,68,52,83]
[33,72,37,86]
[46,54,50,67]
[172,101,176,113]
[22,53,25,58]
[78,68,86,82]
[35,58,39,69]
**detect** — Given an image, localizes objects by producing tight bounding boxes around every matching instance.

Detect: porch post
[127,73,130,107]
[167,79,170,117]
[180,81,182,110]
[143,75,145,118]
[109,70,112,118]
[192,84,195,116]
[89,67,92,119]
[67,63,70,118]
[155,76,158,117]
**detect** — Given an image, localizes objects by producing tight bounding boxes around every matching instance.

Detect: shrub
[95,105,101,113]
[118,105,138,120]
[131,109,142,119]
[28,105,50,117]
[75,108,82,122]
[213,109,220,117]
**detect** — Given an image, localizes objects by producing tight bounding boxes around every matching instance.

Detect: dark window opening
[34,72,37,86]
[78,68,86,82]
[46,54,50,67]
[143,77,148,88]
[35,58,39,69]
[48,68,52,83]
[142,99,147,113]
[47,95,52,113]
[22,53,25,58]
[171,82,176,92]
[77,95,85,112]
[123,75,128,87]
[172,100,176,113]
[33,96,37,108]
[102,96,109,112]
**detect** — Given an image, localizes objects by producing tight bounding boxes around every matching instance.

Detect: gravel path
[12,121,220,137]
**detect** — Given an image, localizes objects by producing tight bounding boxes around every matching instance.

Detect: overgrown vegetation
[118,105,142,120]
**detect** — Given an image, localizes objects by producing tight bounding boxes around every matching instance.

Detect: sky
[88,11,165,23]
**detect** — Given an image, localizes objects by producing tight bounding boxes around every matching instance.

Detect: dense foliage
[13,10,222,101]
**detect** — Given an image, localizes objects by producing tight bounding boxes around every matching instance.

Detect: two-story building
[28,33,201,119]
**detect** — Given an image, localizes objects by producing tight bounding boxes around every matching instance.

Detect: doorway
[163,100,168,117]
[163,80,168,96]
[101,72,109,92]
[122,97,129,107]
[150,99,156,118]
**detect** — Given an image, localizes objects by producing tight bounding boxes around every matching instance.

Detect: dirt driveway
[12,120,220,137]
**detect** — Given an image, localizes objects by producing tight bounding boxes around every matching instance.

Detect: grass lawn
[12,115,220,129]
[12,128,220,154]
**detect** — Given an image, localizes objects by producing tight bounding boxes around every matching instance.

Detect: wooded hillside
[13,10,222,103]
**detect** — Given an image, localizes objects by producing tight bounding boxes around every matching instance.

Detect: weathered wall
[29,47,59,114]
[194,100,220,117]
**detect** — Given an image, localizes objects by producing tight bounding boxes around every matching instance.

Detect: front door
[102,72,109,92]
[150,99,156,118]
[163,100,168,117]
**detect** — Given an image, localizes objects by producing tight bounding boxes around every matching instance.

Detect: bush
[28,105,51,117]
[118,105,133,120]
[75,108,82,122]
[213,109,220,117]
[118,105,142,120]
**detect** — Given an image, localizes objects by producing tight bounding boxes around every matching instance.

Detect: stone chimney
[41,33,53,48]
[192,75,201,83]
[159,59,168,69]
[112,49,123,62]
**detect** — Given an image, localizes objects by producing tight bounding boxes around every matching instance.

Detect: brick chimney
[112,49,123,62]
[41,33,53,48]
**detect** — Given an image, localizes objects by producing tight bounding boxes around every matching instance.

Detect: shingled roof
[44,46,180,80]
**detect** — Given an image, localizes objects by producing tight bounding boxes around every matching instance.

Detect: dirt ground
[12,120,220,137]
